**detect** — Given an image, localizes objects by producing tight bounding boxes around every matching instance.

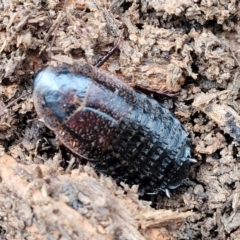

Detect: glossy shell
[33,62,192,195]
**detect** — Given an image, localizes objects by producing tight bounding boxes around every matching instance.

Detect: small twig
[0,92,30,116]
[40,0,69,56]
[230,47,240,67]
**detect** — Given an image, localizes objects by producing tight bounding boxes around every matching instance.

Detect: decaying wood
[0,154,192,239]
[193,90,240,140]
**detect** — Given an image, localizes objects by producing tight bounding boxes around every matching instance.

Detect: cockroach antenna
[94,30,123,68]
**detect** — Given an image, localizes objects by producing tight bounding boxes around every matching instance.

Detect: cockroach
[33,52,196,196]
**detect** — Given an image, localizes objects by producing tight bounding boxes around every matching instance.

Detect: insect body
[33,61,193,195]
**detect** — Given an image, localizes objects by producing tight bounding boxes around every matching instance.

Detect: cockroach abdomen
[33,63,193,195]
[92,92,192,195]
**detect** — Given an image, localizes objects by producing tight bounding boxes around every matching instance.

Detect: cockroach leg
[147,188,171,198]
[59,140,69,167]
[189,158,197,163]
[59,140,87,167]
[65,156,76,173]
[165,189,171,198]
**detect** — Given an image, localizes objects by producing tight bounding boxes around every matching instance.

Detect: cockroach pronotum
[33,52,196,196]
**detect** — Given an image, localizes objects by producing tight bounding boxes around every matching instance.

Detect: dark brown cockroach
[33,59,195,196]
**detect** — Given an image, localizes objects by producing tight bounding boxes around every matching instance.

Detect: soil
[0,0,240,239]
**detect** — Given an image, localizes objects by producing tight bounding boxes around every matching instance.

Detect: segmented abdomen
[93,92,191,195]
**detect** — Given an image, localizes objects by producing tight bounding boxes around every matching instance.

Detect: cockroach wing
[33,66,136,160]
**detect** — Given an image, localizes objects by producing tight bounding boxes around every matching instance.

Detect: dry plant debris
[0,154,192,239]
[0,0,240,239]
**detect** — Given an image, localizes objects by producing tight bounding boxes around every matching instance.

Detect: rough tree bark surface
[0,0,240,239]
